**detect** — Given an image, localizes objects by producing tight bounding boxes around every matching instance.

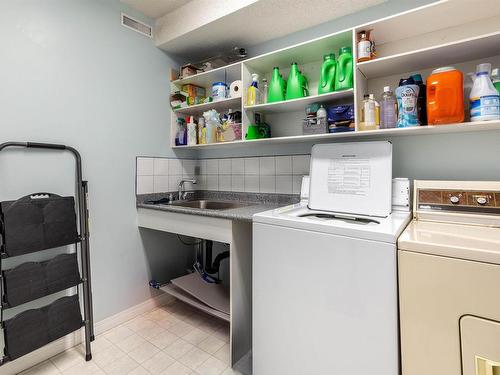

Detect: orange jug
[426,67,464,125]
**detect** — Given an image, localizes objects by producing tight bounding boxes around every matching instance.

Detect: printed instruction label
[328,158,371,195]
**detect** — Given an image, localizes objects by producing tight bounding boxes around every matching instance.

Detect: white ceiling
[121,0,193,18]
[124,0,387,59]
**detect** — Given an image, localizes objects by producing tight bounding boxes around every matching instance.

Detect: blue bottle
[395,77,420,127]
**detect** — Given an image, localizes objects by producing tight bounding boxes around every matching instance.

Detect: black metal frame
[0,142,94,363]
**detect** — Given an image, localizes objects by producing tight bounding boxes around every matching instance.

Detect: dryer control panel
[414,181,500,225]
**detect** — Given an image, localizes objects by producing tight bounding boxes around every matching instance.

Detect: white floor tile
[148,330,179,350]
[168,321,196,337]
[92,344,127,368]
[116,333,148,353]
[159,361,192,375]
[182,328,210,345]
[61,360,104,375]
[127,341,160,364]
[141,351,175,374]
[197,336,225,355]
[51,347,86,372]
[103,325,135,345]
[20,360,61,375]
[101,354,139,375]
[178,347,210,370]
[163,338,195,360]
[195,356,228,375]
[213,344,230,365]
[127,367,152,375]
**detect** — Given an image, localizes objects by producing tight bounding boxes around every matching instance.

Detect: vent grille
[121,13,152,38]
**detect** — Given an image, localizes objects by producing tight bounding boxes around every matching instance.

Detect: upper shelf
[244,89,354,113]
[174,96,241,115]
[357,32,500,79]
[171,61,241,88]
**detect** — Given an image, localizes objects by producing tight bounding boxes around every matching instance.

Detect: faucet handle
[182,191,194,200]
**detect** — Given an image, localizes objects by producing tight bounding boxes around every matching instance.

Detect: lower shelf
[171,119,500,149]
[160,282,230,322]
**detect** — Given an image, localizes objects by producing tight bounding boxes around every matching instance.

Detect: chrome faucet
[178,179,197,200]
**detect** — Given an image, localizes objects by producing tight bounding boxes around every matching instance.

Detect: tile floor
[19,301,244,375]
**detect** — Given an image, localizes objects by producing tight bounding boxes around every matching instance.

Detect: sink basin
[170,199,252,210]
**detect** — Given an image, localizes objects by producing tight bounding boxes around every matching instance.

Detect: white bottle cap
[476,63,491,74]
[492,68,499,77]
[383,86,390,92]
[369,94,374,99]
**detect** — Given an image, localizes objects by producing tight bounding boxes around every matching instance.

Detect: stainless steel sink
[170,199,253,210]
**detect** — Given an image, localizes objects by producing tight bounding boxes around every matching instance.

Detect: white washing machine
[252,142,411,375]
[399,180,500,375]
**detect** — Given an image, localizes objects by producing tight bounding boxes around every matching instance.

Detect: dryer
[399,180,500,375]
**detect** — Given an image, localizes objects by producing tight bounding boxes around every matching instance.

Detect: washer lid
[253,202,411,243]
[309,141,392,217]
[398,220,500,264]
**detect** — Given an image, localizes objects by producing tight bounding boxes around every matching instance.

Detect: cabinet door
[461,316,500,375]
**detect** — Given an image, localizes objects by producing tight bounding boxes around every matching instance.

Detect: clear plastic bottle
[360,94,377,130]
[380,86,397,128]
[316,105,328,132]
[262,78,269,103]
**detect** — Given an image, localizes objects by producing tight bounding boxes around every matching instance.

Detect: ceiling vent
[121,13,153,38]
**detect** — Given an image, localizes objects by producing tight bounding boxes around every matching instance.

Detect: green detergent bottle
[268,67,285,103]
[318,53,336,95]
[335,47,353,91]
[286,63,308,100]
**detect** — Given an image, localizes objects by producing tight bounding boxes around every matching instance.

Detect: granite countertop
[137,191,300,221]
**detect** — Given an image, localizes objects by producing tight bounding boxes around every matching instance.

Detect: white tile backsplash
[137,158,154,176]
[137,175,154,194]
[276,175,293,194]
[231,158,244,175]
[292,155,311,175]
[244,158,259,175]
[275,156,292,175]
[244,175,259,192]
[168,159,183,175]
[259,157,275,175]
[259,175,276,193]
[136,154,310,195]
[153,158,169,176]
[231,175,244,192]
[218,175,231,191]
[154,175,169,193]
[206,159,219,175]
[219,159,231,175]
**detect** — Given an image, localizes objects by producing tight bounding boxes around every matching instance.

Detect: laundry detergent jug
[334,46,353,91]
[286,63,309,100]
[268,67,286,103]
[318,53,336,95]
[427,67,464,125]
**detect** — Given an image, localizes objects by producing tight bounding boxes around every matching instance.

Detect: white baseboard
[0,293,174,375]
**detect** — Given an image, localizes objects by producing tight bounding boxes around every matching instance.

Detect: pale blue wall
[197,0,500,181]
[0,0,194,321]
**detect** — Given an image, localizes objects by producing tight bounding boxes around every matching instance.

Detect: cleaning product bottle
[262,78,269,103]
[268,67,285,103]
[380,86,397,129]
[246,73,260,106]
[286,63,307,100]
[357,30,374,63]
[187,116,197,145]
[470,63,500,122]
[198,116,206,144]
[395,77,420,127]
[175,118,187,146]
[316,105,328,132]
[335,47,353,91]
[318,53,336,95]
[411,73,427,125]
[360,94,377,131]
[374,95,380,128]
[491,68,500,94]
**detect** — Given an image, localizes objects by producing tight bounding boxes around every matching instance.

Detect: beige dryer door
[461,316,500,375]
